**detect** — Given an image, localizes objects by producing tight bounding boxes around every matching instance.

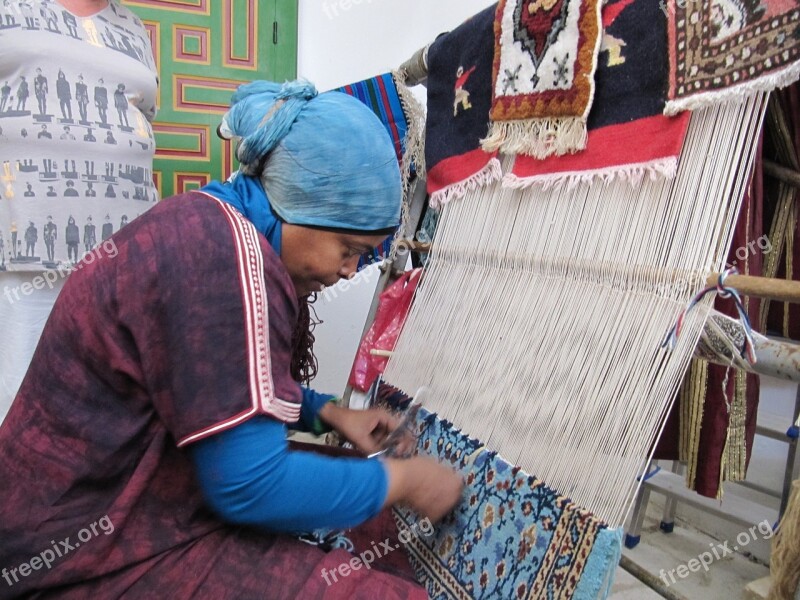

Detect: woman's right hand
[382,456,464,523]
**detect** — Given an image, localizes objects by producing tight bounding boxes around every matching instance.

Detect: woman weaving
[0,80,462,599]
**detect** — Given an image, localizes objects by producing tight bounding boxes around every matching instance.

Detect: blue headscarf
[203,80,401,253]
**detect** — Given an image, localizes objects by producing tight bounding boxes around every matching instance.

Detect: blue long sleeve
[298,386,336,434]
[190,416,388,532]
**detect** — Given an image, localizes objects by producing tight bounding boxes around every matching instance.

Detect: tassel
[481,117,588,158]
[768,480,800,600]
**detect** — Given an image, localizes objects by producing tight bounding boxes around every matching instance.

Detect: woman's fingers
[319,405,415,455]
[382,456,464,523]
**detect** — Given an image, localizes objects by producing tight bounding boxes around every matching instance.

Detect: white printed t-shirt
[0,0,159,271]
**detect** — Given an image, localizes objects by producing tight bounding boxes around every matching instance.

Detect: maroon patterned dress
[0,193,425,599]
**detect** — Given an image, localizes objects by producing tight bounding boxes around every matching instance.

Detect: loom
[386,93,766,521]
[341,6,800,596]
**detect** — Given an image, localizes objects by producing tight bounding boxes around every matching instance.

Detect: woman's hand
[382,456,464,523]
[317,404,464,523]
[318,403,402,455]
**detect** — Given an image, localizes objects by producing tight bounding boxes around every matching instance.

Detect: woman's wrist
[311,397,340,435]
[317,400,345,429]
[381,457,413,508]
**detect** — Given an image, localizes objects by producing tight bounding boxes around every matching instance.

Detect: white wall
[297,0,494,396]
[298,0,495,92]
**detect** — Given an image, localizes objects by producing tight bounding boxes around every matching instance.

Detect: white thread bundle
[383,95,768,527]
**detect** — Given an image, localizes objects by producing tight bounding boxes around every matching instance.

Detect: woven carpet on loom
[508,0,690,188]
[482,0,602,158]
[425,4,500,208]
[665,0,800,114]
[377,384,623,600]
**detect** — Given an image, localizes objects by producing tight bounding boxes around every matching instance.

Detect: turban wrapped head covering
[216,80,402,234]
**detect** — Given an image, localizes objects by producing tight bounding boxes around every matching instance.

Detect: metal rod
[743,334,800,381]
[696,311,800,382]
[780,387,800,517]
[735,479,782,499]
[397,45,429,87]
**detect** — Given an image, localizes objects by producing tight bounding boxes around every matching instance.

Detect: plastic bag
[348,268,422,391]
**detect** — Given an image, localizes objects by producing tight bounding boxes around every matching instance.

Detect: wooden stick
[398,239,800,303]
[369,349,394,358]
[708,273,800,304]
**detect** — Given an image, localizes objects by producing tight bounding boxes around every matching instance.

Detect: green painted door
[121,0,297,199]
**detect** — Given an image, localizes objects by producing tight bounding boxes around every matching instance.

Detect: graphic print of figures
[60,125,75,140]
[20,1,36,29]
[43,216,57,262]
[114,83,129,127]
[117,33,141,61]
[119,214,128,231]
[62,9,78,38]
[16,76,28,111]
[34,68,48,115]
[40,2,59,31]
[94,78,108,124]
[56,70,72,120]
[83,216,96,251]
[101,214,113,240]
[75,74,89,122]
[10,221,17,258]
[0,81,10,111]
[2,0,16,27]
[65,215,79,262]
[24,221,37,257]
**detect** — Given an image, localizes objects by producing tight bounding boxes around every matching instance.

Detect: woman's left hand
[318,403,401,455]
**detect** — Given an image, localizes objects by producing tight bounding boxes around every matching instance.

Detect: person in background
[65,214,79,263]
[0,0,159,419]
[0,79,463,598]
[43,215,57,262]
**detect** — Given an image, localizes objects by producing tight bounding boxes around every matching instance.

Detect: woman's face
[281,224,386,297]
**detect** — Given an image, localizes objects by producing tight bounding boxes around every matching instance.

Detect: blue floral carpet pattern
[383,386,623,599]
